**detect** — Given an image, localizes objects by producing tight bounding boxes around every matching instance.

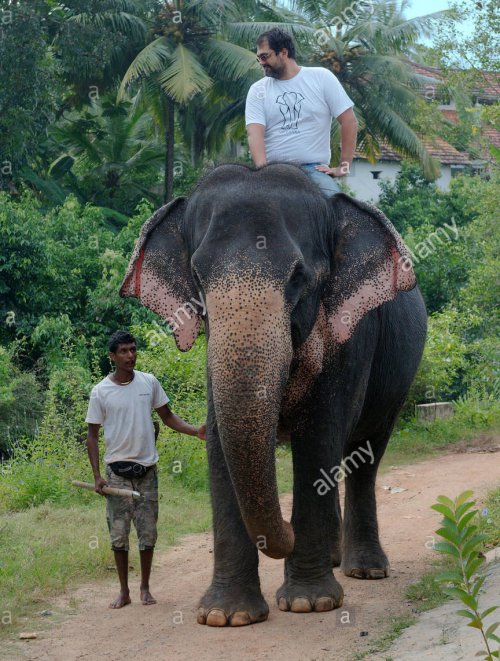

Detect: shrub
[0,347,44,455]
[408,308,468,408]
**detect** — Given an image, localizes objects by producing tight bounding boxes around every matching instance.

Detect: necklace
[112,373,134,385]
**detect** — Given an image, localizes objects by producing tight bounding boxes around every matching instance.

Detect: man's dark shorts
[105,464,158,552]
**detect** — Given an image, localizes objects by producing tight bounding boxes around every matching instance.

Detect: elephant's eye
[285,264,309,306]
[289,264,307,288]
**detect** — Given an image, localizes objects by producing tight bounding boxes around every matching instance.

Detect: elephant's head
[120,164,415,559]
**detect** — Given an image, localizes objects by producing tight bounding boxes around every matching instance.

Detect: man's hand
[94,476,108,496]
[197,424,207,441]
[315,163,351,178]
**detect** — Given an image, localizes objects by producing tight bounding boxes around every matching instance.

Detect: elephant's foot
[276,572,344,613]
[341,545,390,579]
[197,583,269,627]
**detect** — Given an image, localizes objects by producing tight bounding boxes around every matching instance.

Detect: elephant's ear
[120,197,201,352]
[324,194,415,344]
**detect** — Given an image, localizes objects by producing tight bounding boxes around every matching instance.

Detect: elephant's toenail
[368,568,388,579]
[314,597,334,612]
[206,608,228,627]
[278,597,290,611]
[291,597,312,613]
[196,608,207,625]
[230,611,251,626]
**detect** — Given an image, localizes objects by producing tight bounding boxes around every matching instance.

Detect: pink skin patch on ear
[134,248,145,297]
[329,247,416,344]
[121,261,200,352]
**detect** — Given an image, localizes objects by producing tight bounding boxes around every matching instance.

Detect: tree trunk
[163,95,175,203]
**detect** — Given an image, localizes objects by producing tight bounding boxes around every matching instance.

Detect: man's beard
[263,64,284,79]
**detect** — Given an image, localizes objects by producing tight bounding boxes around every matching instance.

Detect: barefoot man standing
[85,330,206,609]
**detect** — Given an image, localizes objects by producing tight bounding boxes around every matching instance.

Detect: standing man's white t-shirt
[85,370,169,466]
[245,66,354,164]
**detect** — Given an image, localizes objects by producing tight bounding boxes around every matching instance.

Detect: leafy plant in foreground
[432,490,500,659]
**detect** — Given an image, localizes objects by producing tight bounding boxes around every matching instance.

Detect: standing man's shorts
[301,163,342,197]
[105,465,158,551]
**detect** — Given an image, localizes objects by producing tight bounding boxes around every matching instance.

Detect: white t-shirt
[245,66,354,165]
[85,370,169,466]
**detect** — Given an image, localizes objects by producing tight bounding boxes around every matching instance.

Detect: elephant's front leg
[197,397,268,627]
[277,411,344,613]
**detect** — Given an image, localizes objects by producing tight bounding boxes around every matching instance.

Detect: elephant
[120,163,427,627]
[277,91,305,129]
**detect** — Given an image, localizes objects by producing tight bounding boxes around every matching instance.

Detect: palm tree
[49,96,165,216]
[47,0,148,109]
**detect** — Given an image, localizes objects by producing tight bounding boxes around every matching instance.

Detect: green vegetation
[432,491,500,659]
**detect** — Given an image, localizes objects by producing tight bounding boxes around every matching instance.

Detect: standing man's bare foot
[109,590,131,609]
[140,587,157,605]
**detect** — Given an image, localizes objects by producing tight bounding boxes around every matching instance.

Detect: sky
[405,0,473,37]
[405,0,452,17]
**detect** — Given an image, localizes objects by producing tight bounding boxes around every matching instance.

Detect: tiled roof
[408,61,500,101]
[482,127,500,149]
[440,108,458,123]
[421,137,470,164]
[355,137,470,165]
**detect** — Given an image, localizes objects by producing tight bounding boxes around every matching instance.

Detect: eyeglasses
[256,51,273,62]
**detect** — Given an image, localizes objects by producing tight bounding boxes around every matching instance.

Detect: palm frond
[289,0,330,22]
[118,37,172,100]
[374,10,453,49]
[49,122,102,166]
[157,44,213,103]
[353,93,440,178]
[204,39,261,81]
[68,12,146,41]
[186,0,240,23]
[227,21,316,47]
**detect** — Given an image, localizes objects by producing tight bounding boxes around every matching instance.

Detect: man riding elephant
[246,28,358,197]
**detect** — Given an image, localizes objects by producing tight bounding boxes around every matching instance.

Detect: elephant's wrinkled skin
[120,163,427,627]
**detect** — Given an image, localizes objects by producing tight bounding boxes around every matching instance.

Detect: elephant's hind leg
[341,432,391,580]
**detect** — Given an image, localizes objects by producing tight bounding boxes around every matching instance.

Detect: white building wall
[346,160,454,202]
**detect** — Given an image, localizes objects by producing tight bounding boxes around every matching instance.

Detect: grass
[0,471,211,640]
[382,399,499,466]
[352,615,417,660]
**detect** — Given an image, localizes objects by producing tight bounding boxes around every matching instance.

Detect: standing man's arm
[247,123,267,167]
[86,423,108,495]
[156,404,206,440]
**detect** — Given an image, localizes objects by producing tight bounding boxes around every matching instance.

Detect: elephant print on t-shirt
[277,91,305,130]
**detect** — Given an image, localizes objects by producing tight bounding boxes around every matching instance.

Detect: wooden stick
[71,480,141,498]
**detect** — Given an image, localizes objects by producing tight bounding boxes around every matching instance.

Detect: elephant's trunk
[206,280,295,559]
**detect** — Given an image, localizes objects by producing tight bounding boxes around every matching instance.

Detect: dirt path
[8,440,500,661]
